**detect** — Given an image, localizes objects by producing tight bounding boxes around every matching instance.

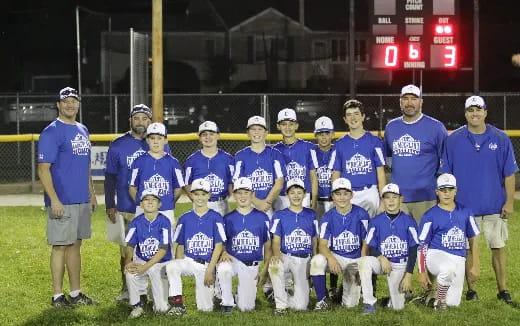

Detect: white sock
[70,290,81,298]
[53,293,64,300]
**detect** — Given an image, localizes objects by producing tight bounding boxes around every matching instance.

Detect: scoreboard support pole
[473,0,479,93]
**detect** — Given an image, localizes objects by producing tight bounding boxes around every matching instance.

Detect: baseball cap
[146,122,167,137]
[191,178,211,193]
[140,188,161,201]
[331,178,352,192]
[233,177,253,192]
[277,108,297,122]
[381,183,400,196]
[246,115,267,129]
[400,84,421,98]
[131,104,152,119]
[59,87,79,101]
[198,121,219,134]
[314,116,334,133]
[286,178,305,192]
[465,95,486,110]
[437,173,457,189]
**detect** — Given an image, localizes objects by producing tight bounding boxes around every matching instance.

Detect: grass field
[1,203,520,326]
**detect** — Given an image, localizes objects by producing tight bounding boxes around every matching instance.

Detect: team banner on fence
[91,146,109,180]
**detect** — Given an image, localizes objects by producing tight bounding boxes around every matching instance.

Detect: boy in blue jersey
[441,96,518,303]
[358,183,419,314]
[129,122,184,223]
[330,99,386,217]
[234,116,285,218]
[166,179,226,315]
[184,121,234,216]
[38,87,98,307]
[383,85,448,223]
[269,178,319,315]
[418,174,480,311]
[217,177,272,313]
[274,108,319,210]
[314,116,335,219]
[310,178,369,311]
[124,189,172,318]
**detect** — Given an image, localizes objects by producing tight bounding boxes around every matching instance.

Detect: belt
[242,261,260,267]
[351,185,372,191]
[284,252,311,258]
[193,258,208,265]
[317,197,330,202]
[209,196,227,202]
[389,258,408,264]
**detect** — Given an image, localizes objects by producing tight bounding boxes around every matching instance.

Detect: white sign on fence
[91,146,109,180]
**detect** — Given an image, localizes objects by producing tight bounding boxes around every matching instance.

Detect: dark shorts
[46,203,92,245]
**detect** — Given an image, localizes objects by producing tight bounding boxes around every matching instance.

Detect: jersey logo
[284,228,312,251]
[286,161,306,182]
[231,230,260,254]
[332,230,360,252]
[127,148,146,168]
[392,134,420,156]
[249,168,273,191]
[71,133,91,156]
[144,173,170,197]
[205,173,225,195]
[186,232,214,257]
[441,226,465,250]
[380,235,408,258]
[317,165,332,189]
[139,237,159,259]
[488,142,498,151]
[345,153,372,175]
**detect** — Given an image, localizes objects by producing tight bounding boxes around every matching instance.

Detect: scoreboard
[370,0,459,69]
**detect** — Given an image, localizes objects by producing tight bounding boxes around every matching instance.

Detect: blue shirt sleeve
[38,126,59,163]
[125,219,138,247]
[319,213,331,240]
[273,149,286,179]
[214,214,226,244]
[174,216,185,245]
[408,218,420,247]
[372,136,386,167]
[502,137,519,177]
[418,212,434,244]
[270,213,282,237]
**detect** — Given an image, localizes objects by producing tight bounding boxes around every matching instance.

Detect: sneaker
[379,297,390,308]
[314,299,329,312]
[264,289,275,304]
[221,305,233,315]
[273,308,287,316]
[69,293,99,306]
[167,303,186,316]
[51,295,72,308]
[434,300,448,312]
[497,290,513,304]
[466,289,478,301]
[129,306,145,319]
[362,303,376,315]
[116,289,129,302]
[329,287,343,304]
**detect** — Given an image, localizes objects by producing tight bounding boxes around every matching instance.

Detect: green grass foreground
[1,203,520,326]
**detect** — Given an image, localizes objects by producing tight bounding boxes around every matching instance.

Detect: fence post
[114,95,119,133]
[261,94,269,133]
[503,94,507,130]
[31,137,36,193]
[378,95,383,137]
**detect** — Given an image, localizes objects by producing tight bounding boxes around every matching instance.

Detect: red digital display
[430,45,457,68]
[408,43,421,60]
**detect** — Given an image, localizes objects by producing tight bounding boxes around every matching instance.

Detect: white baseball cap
[246,115,267,129]
[437,173,457,189]
[381,183,400,196]
[146,122,167,137]
[286,178,305,192]
[190,178,211,193]
[400,84,421,98]
[277,108,297,122]
[59,86,79,101]
[314,116,334,133]
[331,178,352,192]
[465,95,486,110]
[198,121,219,134]
[233,177,253,192]
[140,188,161,201]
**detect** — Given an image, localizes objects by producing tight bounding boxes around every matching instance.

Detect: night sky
[1,0,519,93]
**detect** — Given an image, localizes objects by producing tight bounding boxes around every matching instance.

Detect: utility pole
[152,0,163,121]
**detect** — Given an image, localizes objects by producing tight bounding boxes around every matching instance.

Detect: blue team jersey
[223,208,270,262]
[384,114,447,202]
[129,153,185,211]
[105,133,170,213]
[418,205,480,258]
[125,213,172,263]
[173,209,226,262]
[184,149,234,201]
[316,145,334,198]
[329,133,385,189]
[270,207,318,255]
[441,124,518,215]
[319,205,370,258]
[233,146,285,199]
[38,119,91,206]
[273,139,318,193]
[365,211,419,263]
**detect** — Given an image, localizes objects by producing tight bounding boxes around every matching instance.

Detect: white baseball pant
[310,253,360,307]
[426,249,466,307]
[208,199,230,217]
[273,193,311,212]
[358,256,407,309]
[126,257,169,312]
[217,256,260,311]
[268,254,310,310]
[166,257,215,312]
[351,185,380,217]
[315,200,333,221]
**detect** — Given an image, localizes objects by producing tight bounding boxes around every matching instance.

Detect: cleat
[129,306,145,319]
[51,294,72,308]
[466,289,478,301]
[434,300,448,312]
[314,299,329,312]
[167,303,186,316]
[362,303,376,315]
[69,293,99,306]
[379,297,390,308]
[221,305,233,315]
[497,290,513,304]
[116,290,129,302]
[274,308,287,316]
[264,289,275,304]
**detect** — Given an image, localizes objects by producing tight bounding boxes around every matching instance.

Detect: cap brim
[247,124,267,129]
[437,185,456,189]
[198,129,219,135]
[286,184,305,192]
[233,187,252,192]
[381,191,400,196]
[401,92,420,97]
[465,105,486,110]
[141,194,161,201]
[332,187,352,192]
[314,128,334,133]
[277,118,297,123]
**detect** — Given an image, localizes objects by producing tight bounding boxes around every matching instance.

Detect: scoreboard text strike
[370,0,459,69]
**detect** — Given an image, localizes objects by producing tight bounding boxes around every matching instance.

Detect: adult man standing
[441,95,518,304]
[383,85,447,222]
[38,87,98,307]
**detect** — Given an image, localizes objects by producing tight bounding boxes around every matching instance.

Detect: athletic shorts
[474,214,508,249]
[401,200,436,223]
[47,203,92,246]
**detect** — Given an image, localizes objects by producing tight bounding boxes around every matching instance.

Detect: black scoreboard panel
[370,0,459,69]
